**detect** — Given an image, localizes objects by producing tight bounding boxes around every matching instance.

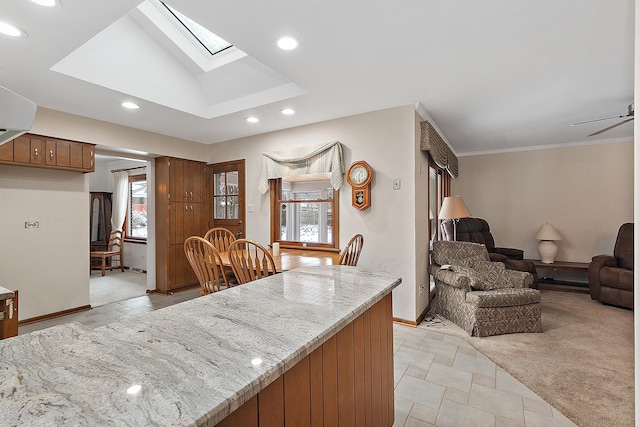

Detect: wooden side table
[526,260,590,293]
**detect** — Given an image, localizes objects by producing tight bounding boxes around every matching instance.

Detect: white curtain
[111,171,128,232]
[258,141,344,193]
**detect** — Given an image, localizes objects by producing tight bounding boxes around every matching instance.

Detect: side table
[525,260,590,293]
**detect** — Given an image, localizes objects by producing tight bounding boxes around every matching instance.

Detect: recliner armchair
[442,217,539,288]
[588,223,634,310]
[430,241,542,337]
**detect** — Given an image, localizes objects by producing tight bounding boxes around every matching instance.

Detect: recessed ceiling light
[246,117,259,123]
[276,36,299,50]
[122,102,140,110]
[30,0,60,6]
[0,22,27,38]
[281,108,295,115]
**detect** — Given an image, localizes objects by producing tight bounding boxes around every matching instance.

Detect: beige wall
[208,105,425,322]
[414,112,431,318]
[452,141,634,262]
[32,107,208,161]
[0,165,89,319]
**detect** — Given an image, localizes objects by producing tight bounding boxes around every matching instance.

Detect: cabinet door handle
[34,148,38,158]
[49,150,54,160]
[190,191,193,200]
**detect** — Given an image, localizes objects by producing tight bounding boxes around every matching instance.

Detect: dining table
[218,247,341,272]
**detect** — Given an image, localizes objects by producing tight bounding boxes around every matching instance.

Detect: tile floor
[19,285,578,427]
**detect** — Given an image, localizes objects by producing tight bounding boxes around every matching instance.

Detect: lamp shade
[439,196,471,220]
[534,223,562,241]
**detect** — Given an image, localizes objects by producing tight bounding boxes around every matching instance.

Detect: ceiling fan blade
[571,114,628,126]
[587,118,634,137]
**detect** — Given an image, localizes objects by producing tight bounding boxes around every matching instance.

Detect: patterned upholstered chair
[441,217,539,289]
[430,240,542,337]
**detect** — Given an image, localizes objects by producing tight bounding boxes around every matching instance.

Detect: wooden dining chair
[184,236,229,295]
[339,234,364,266]
[90,229,125,276]
[228,239,277,285]
[204,227,237,283]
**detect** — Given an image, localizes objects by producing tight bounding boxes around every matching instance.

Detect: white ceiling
[0,0,634,155]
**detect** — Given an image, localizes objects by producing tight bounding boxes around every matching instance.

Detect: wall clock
[346,161,373,210]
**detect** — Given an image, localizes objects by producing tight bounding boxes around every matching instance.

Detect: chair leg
[101,256,106,276]
[119,255,124,272]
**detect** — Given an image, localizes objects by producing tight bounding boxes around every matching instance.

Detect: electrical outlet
[393,178,401,190]
[25,221,39,229]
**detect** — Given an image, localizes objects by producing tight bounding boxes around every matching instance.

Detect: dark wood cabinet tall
[156,157,209,293]
[90,192,112,267]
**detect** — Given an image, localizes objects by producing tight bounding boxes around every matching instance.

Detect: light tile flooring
[19,284,577,427]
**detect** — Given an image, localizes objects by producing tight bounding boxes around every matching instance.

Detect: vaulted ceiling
[1,0,634,155]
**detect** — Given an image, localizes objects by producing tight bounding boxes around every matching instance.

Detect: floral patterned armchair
[429,240,542,337]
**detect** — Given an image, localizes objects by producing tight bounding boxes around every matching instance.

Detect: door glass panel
[226,196,239,219]
[214,197,226,219]
[226,171,239,195]
[214,173,226,196]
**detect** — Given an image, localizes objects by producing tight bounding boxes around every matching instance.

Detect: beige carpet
[420,290,634,427]
[89,270,147,307]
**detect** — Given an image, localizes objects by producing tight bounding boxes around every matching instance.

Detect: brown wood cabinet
[0,133,95,172]
[156,157,209,293]
[216,293,395,426]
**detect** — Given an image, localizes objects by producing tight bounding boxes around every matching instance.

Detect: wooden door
[210,160,246,239]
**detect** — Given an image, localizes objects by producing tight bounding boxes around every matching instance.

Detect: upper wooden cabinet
[0,133,95,173]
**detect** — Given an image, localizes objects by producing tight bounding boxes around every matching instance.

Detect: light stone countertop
[0,285,14,300]
[0,265,401,426]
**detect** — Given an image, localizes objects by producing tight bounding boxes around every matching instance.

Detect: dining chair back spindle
[339,234,364,266]
[184,236,229,295]
[204,227,236,252]
[228,239,277,285]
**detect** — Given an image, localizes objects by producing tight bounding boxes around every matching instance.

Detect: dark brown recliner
[588,223,634,310]
[442,217,539,289]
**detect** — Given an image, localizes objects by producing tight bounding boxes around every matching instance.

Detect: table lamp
[438,195,471,241]
[534,223,562,264]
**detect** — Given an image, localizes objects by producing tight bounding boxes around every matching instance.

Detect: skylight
[161,2,232,56]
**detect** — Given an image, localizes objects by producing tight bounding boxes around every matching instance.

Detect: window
[127,174,147,241]
[161,2,233,56]
[270,175,339,251]
[213,170,239,220]
[428,156,450,295]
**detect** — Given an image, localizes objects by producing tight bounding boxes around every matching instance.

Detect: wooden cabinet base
[0,291,18,340]
[216,293,394,426]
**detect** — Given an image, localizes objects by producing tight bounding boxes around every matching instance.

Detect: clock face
[349,165,369,185]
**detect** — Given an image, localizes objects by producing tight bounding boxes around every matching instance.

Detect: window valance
[258,141,345,194]
[420,121,458,178]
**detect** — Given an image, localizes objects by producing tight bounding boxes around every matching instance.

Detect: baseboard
[393,317,417,327]
[19,305,91,325]
[416,303,431,324]
[393,302,432,328]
